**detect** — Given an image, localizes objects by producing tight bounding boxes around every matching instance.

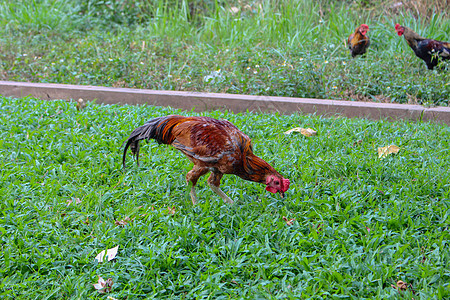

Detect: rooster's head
[359,24,369,35]
[395,24,405,36]
[265,175,290,198]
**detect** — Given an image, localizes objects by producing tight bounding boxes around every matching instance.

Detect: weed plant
[0,0,449,106]
[0,96,449,298]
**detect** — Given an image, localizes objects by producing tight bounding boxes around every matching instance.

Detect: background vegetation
[0,0,449,106]
[1,95,450,298]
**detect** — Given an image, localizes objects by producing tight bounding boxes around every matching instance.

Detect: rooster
[348,24,370,57]
[395,24,450,70]
[122,115,290,204]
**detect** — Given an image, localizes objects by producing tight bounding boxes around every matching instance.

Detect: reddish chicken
[395,24,450,70]
[122,115,290,204]
[348,24,370,57]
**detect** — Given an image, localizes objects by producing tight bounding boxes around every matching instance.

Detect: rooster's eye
[274,180,279,185]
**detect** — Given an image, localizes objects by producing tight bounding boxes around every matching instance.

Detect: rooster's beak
[280,192,285,198]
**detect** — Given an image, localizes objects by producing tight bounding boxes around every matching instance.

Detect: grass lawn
[1,95,449,299]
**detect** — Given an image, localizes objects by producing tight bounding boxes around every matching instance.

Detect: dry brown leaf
[316,223,323,232]
[284,127,317,137]
[114,216,135,226]
[66,198,82,206]
[391,280,408,292]
[282,216,295,226]
[378,145,400,159]
[284,128,300,134]
[93,276,113,294]
[353,139,363,147]
[76,98,86,111]
[168,206,176,215]
[229,7,239,14]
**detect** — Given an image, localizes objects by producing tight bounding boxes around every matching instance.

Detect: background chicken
[348,24,370,57]
[395,23,450,70]
[122,115,290,204]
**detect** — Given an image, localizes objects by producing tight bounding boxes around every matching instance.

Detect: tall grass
[0,0,84,33]
[1,0,448,45]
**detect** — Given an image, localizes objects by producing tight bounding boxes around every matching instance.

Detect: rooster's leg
[186,166,209,205]
[189,184,198,205]
[209,185,234,204]
[207,172,234,204]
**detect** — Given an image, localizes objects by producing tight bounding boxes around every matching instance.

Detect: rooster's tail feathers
[122,115,184,168]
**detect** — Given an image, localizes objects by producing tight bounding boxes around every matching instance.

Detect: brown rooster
[122,115,290,204]
[395,24,450,70]
[348,24,370,57]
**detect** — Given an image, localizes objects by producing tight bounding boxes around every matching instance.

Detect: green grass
[1,95,449,299]
[0,0,449,106]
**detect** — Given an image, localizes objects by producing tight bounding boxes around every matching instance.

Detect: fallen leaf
[107,297,119,300]
[316,223,323,232]
[391,280,408,291]
[93,276,106,291]
[378,145,400,159]
[168,206,176,215]
[421,255,426,263]
[95,245,119,263]
[115,216,134,226]
[66,198,82,206]
[106,246,119,261]
[284,127,317,137]
[76,98,86,111]
[282,216,295,226]
[93,276,113,293]
[229,6,239,14]
[353,139,363,147]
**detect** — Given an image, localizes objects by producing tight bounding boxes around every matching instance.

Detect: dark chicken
[348,24,370,57]
[395,24,450,70]
[122,115,290,204]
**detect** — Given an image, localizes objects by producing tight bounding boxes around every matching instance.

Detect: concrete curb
[1,80,449,124]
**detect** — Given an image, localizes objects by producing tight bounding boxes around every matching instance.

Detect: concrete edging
[1,80,449,124]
